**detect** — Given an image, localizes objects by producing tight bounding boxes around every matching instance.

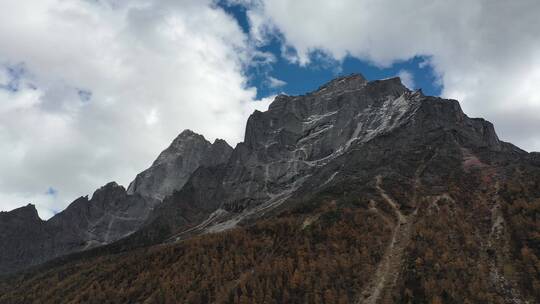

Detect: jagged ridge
[1,73,539,304]
[0,131,232,274]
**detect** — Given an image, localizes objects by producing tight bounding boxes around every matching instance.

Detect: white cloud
[266,76,287,88]
[145,108,159,126]
[247,0,540,152]
[0,0,269,218]
[3,0,540,219]
[0,68,8,86]
[397,70,415,90]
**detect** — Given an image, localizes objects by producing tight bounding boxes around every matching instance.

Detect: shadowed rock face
[222,74,510,214]
[0,132,232,274]
[0,184,151,274]
[47,183,152,249]
[227,75,508,212]
[221,76,415,211]
[0,73,532,277]
[0,204,44,274]
[127,130,233,201]
[139,74,525,242]
[2,74,539,303]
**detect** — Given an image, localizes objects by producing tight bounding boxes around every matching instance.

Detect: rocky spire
[127,129,233,201]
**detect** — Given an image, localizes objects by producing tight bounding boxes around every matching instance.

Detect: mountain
[127,129,233,201]
[0,132,231,274]
[127,74,518,243]
[0,204,44,274]
[1,74,539,304]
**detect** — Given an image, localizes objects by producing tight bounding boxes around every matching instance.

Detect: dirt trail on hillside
[357,176,414,304]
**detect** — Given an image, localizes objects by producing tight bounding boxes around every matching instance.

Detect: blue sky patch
[218,2,442,99]
[45,187,58,197]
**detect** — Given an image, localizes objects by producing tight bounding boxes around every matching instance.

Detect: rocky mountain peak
[172,129,203,142]
[90,182,126,203]
[314,73,368,94]
[152,130,208,167]
[127,129,232,201]
[0,203,45,274]
[0,74,528,279]
[177,129,197,137]
[209,75,515,225]
[246,77,412,151]
[0,203,41,222]
[203,139,234,167]
[213,138,229,146]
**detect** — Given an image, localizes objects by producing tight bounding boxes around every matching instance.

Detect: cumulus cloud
[246,0,540,152]
[0,0,269,218]
[0,68,8,86]
[397,70,415,90]
[3,0,540,219]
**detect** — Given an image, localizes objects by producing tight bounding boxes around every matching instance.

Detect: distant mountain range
[1,74,539,303]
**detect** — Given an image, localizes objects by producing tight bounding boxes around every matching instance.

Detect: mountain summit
[135,73,520,246]
[0,131,231,274]
[127,130,233,201]
[1,74,539,304]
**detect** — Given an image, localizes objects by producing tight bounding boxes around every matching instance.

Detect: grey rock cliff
[1,73,530,275]
[0,130,232,274]
[127,130,233,201]
[141,73,524,240]
[47,183,152,250]
[0,204,46,274]
[0,185,151,274]
[2,74,540,303]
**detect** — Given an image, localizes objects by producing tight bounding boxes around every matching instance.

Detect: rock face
[0,204,45,274]
[222,75,415,211]
[0,73,533,276]
[0,131,232,274]
[2,74,540,303]
[127,130,233,201]
[47,183,152,249]
[145,73,522,240]
[0,185,151,274]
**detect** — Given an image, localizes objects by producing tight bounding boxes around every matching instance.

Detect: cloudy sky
[1,0,539,219]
